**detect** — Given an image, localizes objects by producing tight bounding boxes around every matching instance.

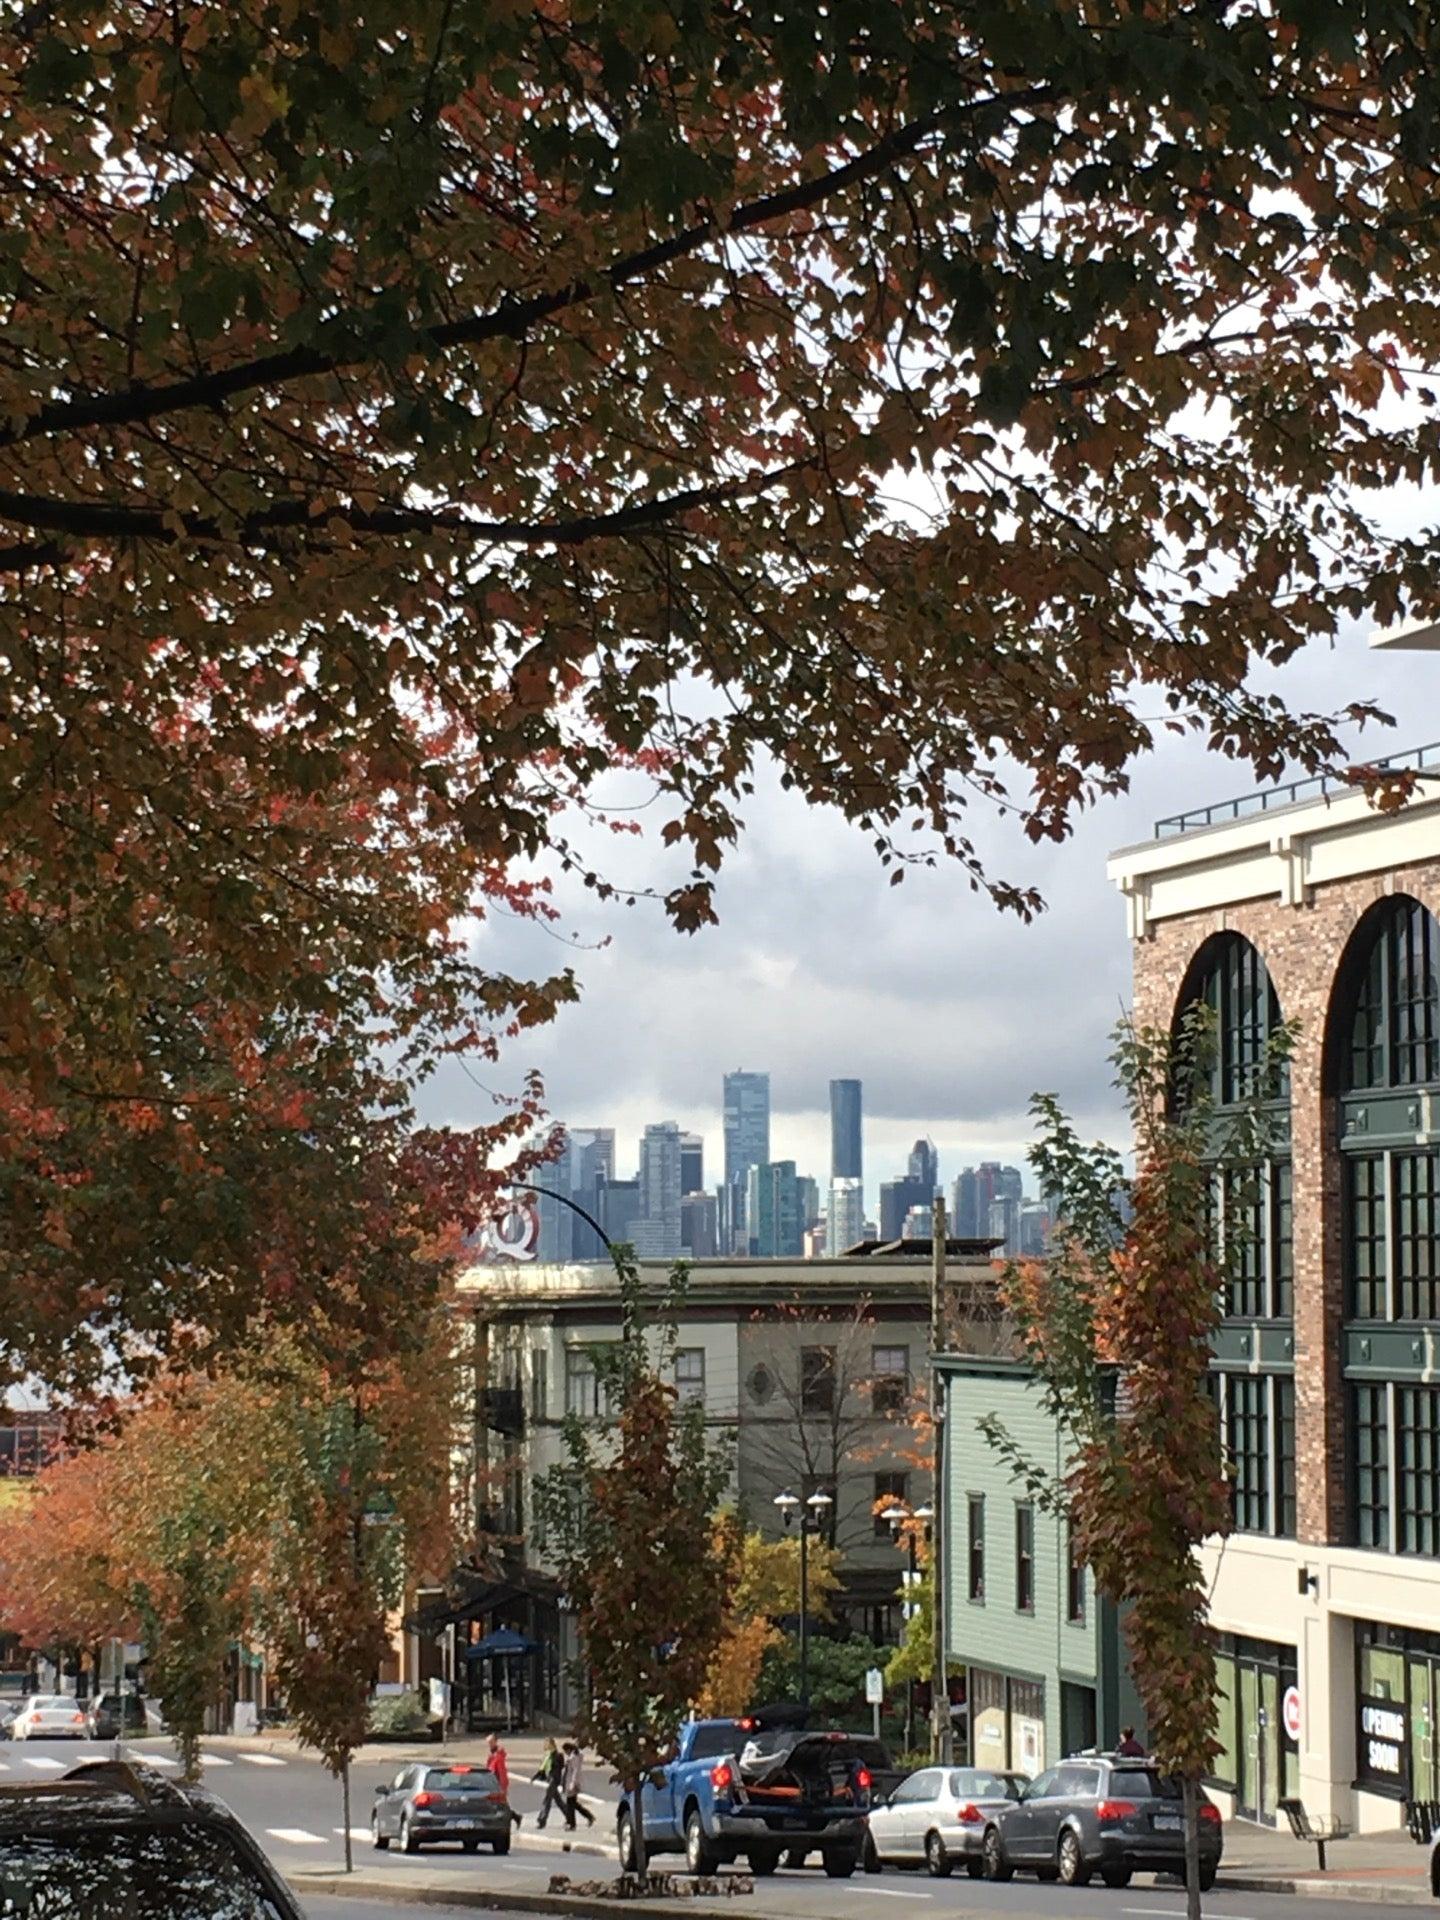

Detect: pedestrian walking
[562,1741,595,1831]
[1116,1725,1146,1757]
[532,1736,566,1828]
[486,1731,523,1828]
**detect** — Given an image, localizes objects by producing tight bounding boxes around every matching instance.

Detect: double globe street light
[773,1488,833,1708]
[882,1501,933,1753]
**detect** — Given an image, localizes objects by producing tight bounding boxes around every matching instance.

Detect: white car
[866,1765,1029,1877]
[12,1695,86,1740]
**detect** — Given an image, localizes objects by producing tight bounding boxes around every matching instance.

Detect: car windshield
[1110,1768,1182,1801]
[953,1770,1024,1801]
[0,1823,290,1917]
[36,1700,73,1712]
[686,1725,742,1761]
[422,1769,498,1794]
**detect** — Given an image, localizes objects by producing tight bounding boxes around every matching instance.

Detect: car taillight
[451,1765,471,1775]
[486,1792,505,1805]
[711,1762,733,1791]
[855,1768,872,1792]
[71,1714,84,1725]
[1199,1801,1221,1825]
[956,1804,981,1823]
[412,1791,437,1808]
[1096,1800,1136,1822]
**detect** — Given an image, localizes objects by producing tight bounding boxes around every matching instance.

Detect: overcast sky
[419,621,1437,1213]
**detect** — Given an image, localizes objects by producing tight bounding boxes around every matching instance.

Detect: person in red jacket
[486,1732,523,1827]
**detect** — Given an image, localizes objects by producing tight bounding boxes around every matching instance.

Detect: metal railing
[1154,740,1440,839]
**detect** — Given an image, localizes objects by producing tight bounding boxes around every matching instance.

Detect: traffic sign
[1282,1685,1301,1743]
[865,1667,884,1706]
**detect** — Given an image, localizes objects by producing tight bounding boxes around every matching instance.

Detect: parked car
[11,1695,86,1741]
[981,1755,1222,1890]
[370,1762,512,1854]
[618,1712,873,1878]
[0,1704,16,1742]
[85,1693,150,1741]
[0,1757,307,1917]
[866,1765,1028,1877]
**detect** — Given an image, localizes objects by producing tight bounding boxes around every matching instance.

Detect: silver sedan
[866,1765,1028,1877]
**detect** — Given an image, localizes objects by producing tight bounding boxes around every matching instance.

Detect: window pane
[1276,1377,1296,1539]
[1395,1153,1440,1321]
[874,1472,907,1539]
[1271,1161,1294,1319]
[871,1345,909,1415]
[1225,1374,1269,1534]
[968,1495,985,1602]
[1015,1504,1034,1614]
[1351,1383,1391,1549]
[1222,1167,1265,1319]
[1398,1385,1440,1558]
[801,1346,835,1415]
[675,1348,705,1404]
[1346,1155,1388,1320]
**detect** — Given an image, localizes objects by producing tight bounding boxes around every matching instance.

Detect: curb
[1221,1873,1430,1906]
[288,1876,725,1917]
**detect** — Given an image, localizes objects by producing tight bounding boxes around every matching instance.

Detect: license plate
[1153,1813,1182,1830]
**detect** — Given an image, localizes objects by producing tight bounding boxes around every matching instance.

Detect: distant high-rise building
[952,1168,980,1238]
[880,1174,929,1241]
[903,1203,931,1239]
[680,1190,718,1259]
[829,1079,863,1182]
[635,1122,683,1258]
[803,1222,829,1259]
[568,1127,616,1258]
[746,1160,803,1257]
[534,1133,576,1262]
[907,1137,939,1197]
[598,1175,641,1247]
[827,1176,865,1255]
[989,1194,1022,1256]
[723,1070,771,1251]
[995,1164,1025,1206]
[680,1132,704,1196]
[1019,1201,1050,1258]
[796,1175,820,1231]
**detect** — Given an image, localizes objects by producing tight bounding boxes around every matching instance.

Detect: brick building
[1108,737,1440,1831]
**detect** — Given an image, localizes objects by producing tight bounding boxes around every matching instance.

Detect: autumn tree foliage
[984,1012,1287,1916]
[537,1258,732,1877]
[0,0,1426,1381]
[696,1515,841,1717]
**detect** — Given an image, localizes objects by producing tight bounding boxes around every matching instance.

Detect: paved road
[0,1737,1416,1919]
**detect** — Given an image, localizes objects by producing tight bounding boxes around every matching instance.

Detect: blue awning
[464,1627,538,1660]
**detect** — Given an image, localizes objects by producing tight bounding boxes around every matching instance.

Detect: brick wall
[1129,856,1440,1544]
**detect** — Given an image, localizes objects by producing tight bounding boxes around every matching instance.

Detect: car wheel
[822,1849,856,1878]
[1057,1829,1091,1887]
[370,1813,390,1852]
[400,1815,420,1855]
[966,1856,984,1878]
[749,1847,781,1876]
[685,1807,718,1875]
[982,1826,1013,1882]
[493,1833,511,1856]
[925,1831,953,1879]
[618,1811,643,1872]
[862,1833,882,1874]
[1101,1865,1132,1888]
[1198,1862,1217,1892]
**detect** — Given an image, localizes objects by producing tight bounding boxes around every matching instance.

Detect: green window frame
[1399,1385,1440,1558]
[1352,1383,1391,1550]
[1346,897,1440,1091]
[1277,1376,1297,1539]
[1226,1374,1269,1534]
[1395,1153,1440,1322]
[1347,1154,1388,1321]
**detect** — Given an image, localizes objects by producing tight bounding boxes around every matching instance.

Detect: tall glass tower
[829,1078,863,1181]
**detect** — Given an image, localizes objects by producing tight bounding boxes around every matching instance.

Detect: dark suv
[85,1692,150,1740]
[0,1758,306,1917]
[981,1755,1222,1891]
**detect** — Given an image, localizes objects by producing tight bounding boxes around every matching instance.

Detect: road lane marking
[266,1827,325,1845]
[201,1754,233,1767]
[842,1890,931,1901]
[334,1829,372,1841]
[20,1757,64,1771]
[241,1752,287,1766]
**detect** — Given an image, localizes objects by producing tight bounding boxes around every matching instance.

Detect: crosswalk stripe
[266,1827,325,1845]
[241,1753,286,1767]
[201,1754,233,1767]
[334,1828,371,1841]
[20,1757,63,1771]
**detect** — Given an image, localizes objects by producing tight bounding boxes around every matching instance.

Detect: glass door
[1258,1667,1280,1823]
[1409,1658,1436,1802]
[1238,1663,1261,1821]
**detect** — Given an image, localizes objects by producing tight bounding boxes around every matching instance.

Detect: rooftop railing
[1154,741,1440,839]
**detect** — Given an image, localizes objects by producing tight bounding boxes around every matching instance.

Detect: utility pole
[930,1196,952,1763]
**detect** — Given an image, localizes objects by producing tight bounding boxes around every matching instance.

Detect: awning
[405,1579,522,1635]
[464,1627,539,1660]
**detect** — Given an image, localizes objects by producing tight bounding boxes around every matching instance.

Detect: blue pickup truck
[616,1716,874,1878]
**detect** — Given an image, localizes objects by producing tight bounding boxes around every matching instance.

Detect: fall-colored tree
[1,0,1422,1384]
[0,1441,133,1655]
[696,1516,840,1717]
[537,1256,732,1878]
[982,1010,1288,1918]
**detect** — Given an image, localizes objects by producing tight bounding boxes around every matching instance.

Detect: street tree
[697,1516,841,1716]
[537,1256,732,1879]
[982,1010,1288,1919]
[0,0,1427,1383]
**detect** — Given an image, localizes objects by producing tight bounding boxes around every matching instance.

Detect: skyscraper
[723,1070,770,1250]
[827,1176,865,1255]
[907,1136,939,1197]
[680,1191,719,1258]
[746,1160,803,1258]
[796,1175,820,1232]
[568,1127,616,1258]
[879,1174,929,1241]
[952,1169,980,1238]
[679,1132,704,1196]
[534,1132,576,1263]
[829,1079,863,1182]
[634,1122,683,1258]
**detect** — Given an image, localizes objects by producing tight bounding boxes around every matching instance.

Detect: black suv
[981,1754,1222,1891]
[0,1758,305,1917]
[84,1692,151,1740]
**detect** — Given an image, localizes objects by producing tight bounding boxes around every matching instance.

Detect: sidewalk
[205,1726,585,1774]
[1216,1815,1433,1904]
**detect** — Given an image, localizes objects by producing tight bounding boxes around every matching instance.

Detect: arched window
[1176,934,1294,1542]
[1336,896,1440,1560]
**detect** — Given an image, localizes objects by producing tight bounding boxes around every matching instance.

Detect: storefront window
[1209,1635,1297,1824]
[968,1667,1045,1777]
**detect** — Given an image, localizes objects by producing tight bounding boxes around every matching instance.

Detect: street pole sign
[866,1666,884,1739]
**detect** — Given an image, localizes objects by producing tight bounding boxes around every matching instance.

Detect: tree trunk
[343,1758,353,1873]
[1182,1772,1201,1920]
[633,1773,647,1885]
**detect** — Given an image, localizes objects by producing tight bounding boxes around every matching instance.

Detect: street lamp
[884,1502,934,1752]
[774,1488,832,1708]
